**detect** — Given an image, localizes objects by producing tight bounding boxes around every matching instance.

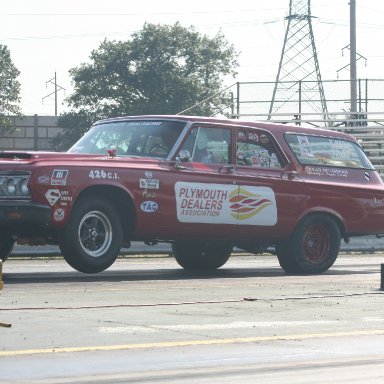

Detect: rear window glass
[285,133,374,169]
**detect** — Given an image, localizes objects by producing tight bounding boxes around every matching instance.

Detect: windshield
[286,133,374,170]
[68,120,186,158]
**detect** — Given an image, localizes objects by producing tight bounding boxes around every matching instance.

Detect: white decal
[38,175,50,184]
[297,136,313,158]
[145,171,153,178]
[306,166,349,177]
[89,170,119,180]
[51,169,68,186]
[140,201,159,213]
[53,208,65,221]
[175,182,277,225]
[248,132,258,142]
[45,189,61,206]
[140,178,159,189]
[143,189,157,198]
[59,190,73,202]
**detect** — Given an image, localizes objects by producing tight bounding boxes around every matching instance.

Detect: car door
[232,127,308,241]
[154,123,243,239]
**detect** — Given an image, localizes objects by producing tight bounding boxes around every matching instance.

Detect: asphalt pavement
[2,254,384,383]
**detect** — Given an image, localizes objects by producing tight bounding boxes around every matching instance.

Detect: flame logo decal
[229,188,272,220]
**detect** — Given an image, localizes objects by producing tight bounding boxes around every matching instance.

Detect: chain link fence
[230,79,384,127]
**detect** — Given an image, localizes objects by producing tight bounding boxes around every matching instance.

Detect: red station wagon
[1,115,384,274]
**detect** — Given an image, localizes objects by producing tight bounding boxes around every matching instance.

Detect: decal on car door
[175,182,277,225]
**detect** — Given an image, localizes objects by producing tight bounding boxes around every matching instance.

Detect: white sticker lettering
[175,182,277,225]
[140,179,159,189]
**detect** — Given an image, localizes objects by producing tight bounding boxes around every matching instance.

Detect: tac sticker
[51,169,68,186]
[140,201,159,213]
[38,175,50,184]
[45,189,61,206]
[140,178,159,189]
[145,171,153,178]
[53,208,65,221]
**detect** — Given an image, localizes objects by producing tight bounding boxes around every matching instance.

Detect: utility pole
[350,0,357,114]
[42,72,65,116]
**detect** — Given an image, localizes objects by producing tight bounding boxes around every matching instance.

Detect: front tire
[58,196,123,273]
[172,241,232,271]
[276,214,341,275]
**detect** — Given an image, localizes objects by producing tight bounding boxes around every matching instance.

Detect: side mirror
[178,149,191,162]
[174,149,191,169]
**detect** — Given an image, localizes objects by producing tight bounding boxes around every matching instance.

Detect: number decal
[89,170,119,180]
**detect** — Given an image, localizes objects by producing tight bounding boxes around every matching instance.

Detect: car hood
[0,150,164,167]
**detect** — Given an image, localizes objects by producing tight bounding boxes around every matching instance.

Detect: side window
[286,133,373,169]
[180,127,231,164]
[236,129,283,168]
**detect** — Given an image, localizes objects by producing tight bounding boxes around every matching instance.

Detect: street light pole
[350,0,357,114]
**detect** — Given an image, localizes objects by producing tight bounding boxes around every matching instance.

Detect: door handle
[286,171,298,180]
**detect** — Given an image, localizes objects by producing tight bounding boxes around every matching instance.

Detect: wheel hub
[89,228,98,240]
[78,210,113,258]
[304,224,330,264]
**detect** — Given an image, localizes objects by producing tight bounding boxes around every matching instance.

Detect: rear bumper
[0,201,51,227]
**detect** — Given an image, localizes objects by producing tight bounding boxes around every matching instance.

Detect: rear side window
[286,133,374,169]
[236,129,283,168]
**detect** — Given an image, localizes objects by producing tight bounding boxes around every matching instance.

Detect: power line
[1,8,288,17]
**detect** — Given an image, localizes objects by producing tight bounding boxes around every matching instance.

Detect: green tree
[0,45,21,132]
[52,22,238,150]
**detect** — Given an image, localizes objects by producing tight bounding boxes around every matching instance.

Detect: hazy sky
[1,0,383,115]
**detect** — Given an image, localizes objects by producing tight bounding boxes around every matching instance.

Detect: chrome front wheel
[59,196,123,273]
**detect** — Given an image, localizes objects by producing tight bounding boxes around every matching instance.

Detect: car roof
[94,115,356,142]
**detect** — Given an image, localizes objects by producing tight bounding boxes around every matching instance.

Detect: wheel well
[296,212,345,238]
[75,186,136,241]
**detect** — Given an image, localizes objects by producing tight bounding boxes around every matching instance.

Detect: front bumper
[0,201,51,227]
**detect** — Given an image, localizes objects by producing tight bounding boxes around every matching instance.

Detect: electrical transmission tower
[269,0,328,122]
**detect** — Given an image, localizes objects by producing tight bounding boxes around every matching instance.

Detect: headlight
[6,179,16,195]
[19,178,29,195]
[0,172,31,198]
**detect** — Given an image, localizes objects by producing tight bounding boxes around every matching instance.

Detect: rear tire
[172,241,232,271]
[277,214,340,275]
[58,196,123,273]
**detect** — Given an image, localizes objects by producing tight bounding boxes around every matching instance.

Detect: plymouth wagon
[0,115,383,274]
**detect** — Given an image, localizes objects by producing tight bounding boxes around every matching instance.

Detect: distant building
[0,115,61,151]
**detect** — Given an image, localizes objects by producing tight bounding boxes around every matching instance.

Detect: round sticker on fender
[140,201,159,213]
[53,208,65,221]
